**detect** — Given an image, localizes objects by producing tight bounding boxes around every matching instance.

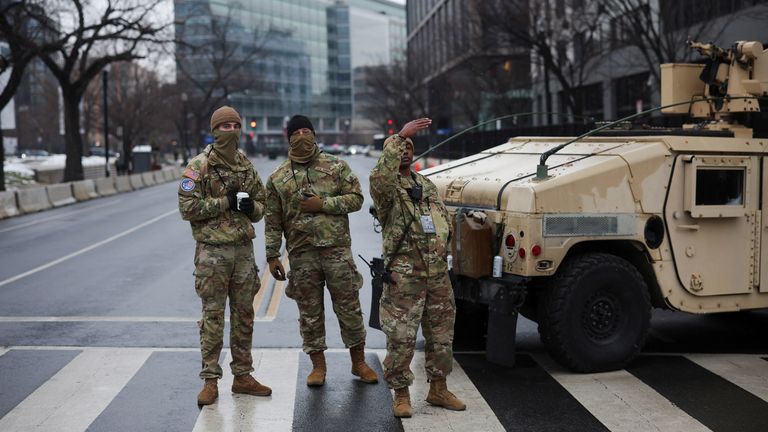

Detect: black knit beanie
[286,115,315,137]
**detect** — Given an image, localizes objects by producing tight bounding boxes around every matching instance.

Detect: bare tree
[109,61,167,172]
[358,60,428,130]
[175,2,272,153]
[480,0,608,119]
[600,0,759,88]
[34,0,169,181]
[0,0,62,190]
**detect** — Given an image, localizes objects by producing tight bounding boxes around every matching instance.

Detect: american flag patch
[183,169,200,180]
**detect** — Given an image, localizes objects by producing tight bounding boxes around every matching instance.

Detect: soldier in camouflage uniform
[264,115,378,387]
[178,106,272,406]
[369,118,466,418]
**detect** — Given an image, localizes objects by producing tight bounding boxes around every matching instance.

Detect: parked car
[88,147,119,158]
[324,143,348,155]
[347,145,366,155]
[19,149,50,158]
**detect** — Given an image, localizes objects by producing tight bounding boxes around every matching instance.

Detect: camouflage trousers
[194,241,260,379]
[380,271,456,389]
[286,246,366,354]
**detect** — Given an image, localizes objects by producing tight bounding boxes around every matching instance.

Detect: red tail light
[532,245,542,257]
[505,234,516,248]
[518,248,526,259]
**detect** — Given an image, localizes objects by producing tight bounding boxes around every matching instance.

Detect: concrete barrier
[141,171,156,187]
[95,176,118,196]
[72,180,98,201]
[162,168,175,182]
[46,183,77,207]
[115,175,133,193]
[16,186,52,213]
[0,191,20,219]
[129,173,144,190]
[153,170,166,184]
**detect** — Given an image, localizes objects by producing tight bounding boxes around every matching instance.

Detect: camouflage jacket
[265,151,363,259]
[370,134,451,277]
[178,145,266,244]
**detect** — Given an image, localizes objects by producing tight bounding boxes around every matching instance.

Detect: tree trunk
[123,138,132,174]
[63,94,85,182]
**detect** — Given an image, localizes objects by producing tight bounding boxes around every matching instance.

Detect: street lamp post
[180,92,189,166]
[102,64,111,177]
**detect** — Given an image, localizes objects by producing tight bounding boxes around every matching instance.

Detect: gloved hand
[268,257,286,281]
[299,194,324,213]
[226,188,238,212]
[238,197,255,214]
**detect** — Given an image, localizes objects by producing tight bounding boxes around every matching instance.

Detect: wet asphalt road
[0,154,767,432]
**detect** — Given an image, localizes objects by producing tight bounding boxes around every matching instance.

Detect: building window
[614,72,651,119]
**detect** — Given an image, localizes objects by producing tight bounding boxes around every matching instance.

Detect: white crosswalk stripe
[687,353,768,403]
[0,347,767,431]
[535,354,712,432]
[193,350,299,432]
[0,348,152,432]
[376,351,506,432]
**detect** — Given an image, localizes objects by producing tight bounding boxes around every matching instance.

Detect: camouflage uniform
[178,145,266,379]
[265,151,366,353]
[369,134,456,390]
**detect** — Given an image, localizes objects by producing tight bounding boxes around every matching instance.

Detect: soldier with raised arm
[264,115,378,387]
[369,118,466,418]
[178,106,272,406]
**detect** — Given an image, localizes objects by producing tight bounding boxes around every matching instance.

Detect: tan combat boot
[393,387,412,418]
[197,378,218,406]
[426,378,466,411]
[232,375,272,396]
[350,344,379,384]
[307,351,326,386]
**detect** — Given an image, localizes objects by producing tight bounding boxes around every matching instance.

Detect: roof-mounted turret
[661,40,768,137]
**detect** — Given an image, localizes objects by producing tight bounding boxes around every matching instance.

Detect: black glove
[238,197,254,214]
[226,188,238,212]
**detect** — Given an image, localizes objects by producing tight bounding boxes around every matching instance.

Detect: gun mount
[662,40,768,137]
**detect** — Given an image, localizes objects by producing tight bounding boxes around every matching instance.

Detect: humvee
[423,40,768,372]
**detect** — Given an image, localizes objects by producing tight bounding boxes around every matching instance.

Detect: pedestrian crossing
[0,347,766,432]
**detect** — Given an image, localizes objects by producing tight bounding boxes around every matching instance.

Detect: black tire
[537,252,651,373]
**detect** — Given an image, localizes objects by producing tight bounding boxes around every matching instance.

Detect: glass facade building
[175,0,404,143]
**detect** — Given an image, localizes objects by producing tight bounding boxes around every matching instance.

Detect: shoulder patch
[180,178,196,191]
[183,169,200,181]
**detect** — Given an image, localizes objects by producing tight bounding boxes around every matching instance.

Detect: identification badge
[420,215,436,234]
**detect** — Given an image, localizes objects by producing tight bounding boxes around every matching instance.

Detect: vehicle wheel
[537,252,651,373]
[452,299,488,351]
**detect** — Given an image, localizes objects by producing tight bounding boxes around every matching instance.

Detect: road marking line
[0,348,8,357]
[0,347,151,432]
[265,255,290,319]
[376,350,506,432]
[0,199,121,234]
[0,208,178,288]
[534,354,711,432]
[0,316,273,323]
[688,354,768,403]
[253,265,273,314]
[193,350,298,432]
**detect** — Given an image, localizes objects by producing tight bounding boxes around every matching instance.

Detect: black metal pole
[102,69,110,177]
[182,103,189,166]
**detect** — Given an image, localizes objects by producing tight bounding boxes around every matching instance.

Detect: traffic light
[250,119,257,129]
[386,118,394,135]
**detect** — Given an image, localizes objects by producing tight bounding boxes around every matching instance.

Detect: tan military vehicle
[424,40,768,372]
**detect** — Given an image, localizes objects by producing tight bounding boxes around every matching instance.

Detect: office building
[175,0,404,144]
